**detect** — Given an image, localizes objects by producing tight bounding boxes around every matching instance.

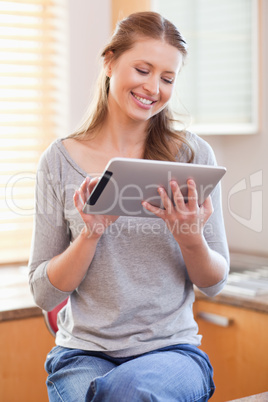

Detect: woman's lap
[45,344,215,402]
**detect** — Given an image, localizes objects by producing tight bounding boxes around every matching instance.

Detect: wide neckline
[55,132,193,178]
[56,138,90,177]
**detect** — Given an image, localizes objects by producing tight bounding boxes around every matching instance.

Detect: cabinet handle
[197,311,233,327]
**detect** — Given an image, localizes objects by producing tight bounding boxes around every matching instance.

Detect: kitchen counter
[195,287,268,314]
[195,253,268,314]
[228,392,268,401]
[0,266,42,322]
[1,255,268,322]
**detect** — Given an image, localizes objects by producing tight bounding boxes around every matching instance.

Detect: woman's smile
[130,91,158,109]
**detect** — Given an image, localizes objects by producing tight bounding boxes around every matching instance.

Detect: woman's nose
[143,76,160,95]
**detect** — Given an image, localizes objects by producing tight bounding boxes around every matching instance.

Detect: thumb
[88,177,99,194]
[201,195,214,216]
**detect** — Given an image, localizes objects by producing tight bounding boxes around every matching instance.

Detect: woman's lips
[131,91,157,109]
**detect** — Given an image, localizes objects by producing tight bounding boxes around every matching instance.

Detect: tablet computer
[83,157,226,218]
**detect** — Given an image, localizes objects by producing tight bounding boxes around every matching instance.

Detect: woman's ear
[103,51,114,78]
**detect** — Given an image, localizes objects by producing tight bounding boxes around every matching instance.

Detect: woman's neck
[96,112,149,159]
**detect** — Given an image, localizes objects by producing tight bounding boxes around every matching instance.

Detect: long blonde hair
[69,11,195,162]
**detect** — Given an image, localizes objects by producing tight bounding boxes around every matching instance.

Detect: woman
[29,11,229,402]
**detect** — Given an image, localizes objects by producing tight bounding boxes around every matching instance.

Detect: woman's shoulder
[37,138,65,170]
[184,131,217,166]
[37,137,85,180]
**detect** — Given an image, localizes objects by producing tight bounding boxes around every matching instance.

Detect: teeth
[133,93,154,105]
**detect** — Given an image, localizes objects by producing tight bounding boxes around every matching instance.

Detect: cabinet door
[194,300,268,402]
[0,316,55,402]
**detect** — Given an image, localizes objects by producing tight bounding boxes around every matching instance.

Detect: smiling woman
[68,11,194,163]
[0,0,69,264]
[28,10,229,402]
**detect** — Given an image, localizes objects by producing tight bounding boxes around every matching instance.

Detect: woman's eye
[162,77,174,84]
[135,68,148,75]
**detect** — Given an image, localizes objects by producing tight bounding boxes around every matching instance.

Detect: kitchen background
[0,1,267,401]
[67,0,267,257]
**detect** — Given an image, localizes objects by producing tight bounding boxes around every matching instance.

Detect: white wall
[67,1,267,257]
[67,0,111,133]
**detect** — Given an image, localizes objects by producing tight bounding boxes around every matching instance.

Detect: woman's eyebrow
[134,60,176,74]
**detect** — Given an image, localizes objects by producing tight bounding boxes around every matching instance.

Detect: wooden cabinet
[1,301,267,401]
[194,300,268,402]
[0,315,55,402]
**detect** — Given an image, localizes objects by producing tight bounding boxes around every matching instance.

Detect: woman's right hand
[73,176,119,239]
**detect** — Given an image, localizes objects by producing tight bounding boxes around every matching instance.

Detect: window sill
[0,266,42,322]
[184,123,259,136]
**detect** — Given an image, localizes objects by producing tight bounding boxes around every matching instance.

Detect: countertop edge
[195,289,268,314]
[0,305,43,322]
[1,272,268,323]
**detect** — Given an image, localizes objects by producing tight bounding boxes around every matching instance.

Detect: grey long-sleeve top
[28,133,229,358]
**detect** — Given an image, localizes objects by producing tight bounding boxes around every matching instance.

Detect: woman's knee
[87,368,156,402]
[87,349,214,402]
[45,347,116,401]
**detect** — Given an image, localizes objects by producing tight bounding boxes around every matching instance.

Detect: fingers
[80,177,90,203]
[142,184,178,217]
[186,179,198,209]
[142,182,182,217]
[201,195,214,216]
[143,179,199,219]
[88,177,99,193]
[73,177,93,212]
[73,190,83,213]
[142,200,165,218]
[157,186,174,214]
[164,180,197,213]
[170,181,185,212]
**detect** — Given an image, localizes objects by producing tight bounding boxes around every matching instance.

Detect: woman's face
[106,38,183,124]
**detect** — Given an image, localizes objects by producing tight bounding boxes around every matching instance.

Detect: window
[0,0,69,264]
[153,0,260,135]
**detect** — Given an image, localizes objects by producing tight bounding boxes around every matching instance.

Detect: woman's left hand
[142,179,213,249]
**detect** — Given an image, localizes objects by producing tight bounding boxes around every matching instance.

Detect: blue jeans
[45,344,215,401]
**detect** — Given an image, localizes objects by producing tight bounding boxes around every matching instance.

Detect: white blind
[154,0,259,134]
[0,0,69,264]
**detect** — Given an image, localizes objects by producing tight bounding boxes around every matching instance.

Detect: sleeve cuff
[197,273,228,298]
[30,261,72,311]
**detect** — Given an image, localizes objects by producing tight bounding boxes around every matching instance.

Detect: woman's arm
[46,226,100,292]
[47,177,118,292]
[142,179,228,289]
[29,162,117,310]
[178,231,228,288]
